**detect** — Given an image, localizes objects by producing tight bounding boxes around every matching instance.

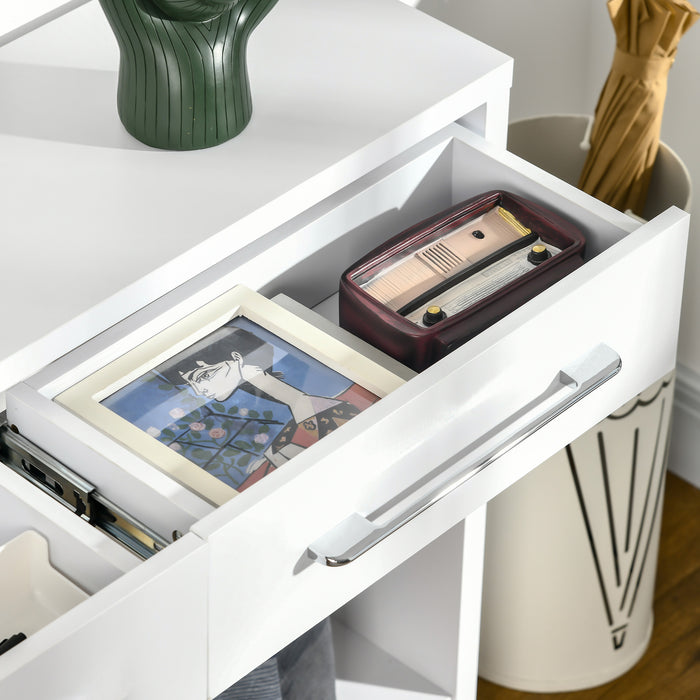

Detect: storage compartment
[0,463,134,612]
[0,452,209,699]
[333,508,486,700]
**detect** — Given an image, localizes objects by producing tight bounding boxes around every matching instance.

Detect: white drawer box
[0,461,209,699]
[0,120,689,698]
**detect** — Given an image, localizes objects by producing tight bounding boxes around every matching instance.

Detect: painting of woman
[101,316,379,491]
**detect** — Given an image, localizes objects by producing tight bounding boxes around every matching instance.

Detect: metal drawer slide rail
[0,422,169,559]
[309,343,622,566]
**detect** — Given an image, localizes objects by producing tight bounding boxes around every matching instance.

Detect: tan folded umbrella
[578,0,698,216]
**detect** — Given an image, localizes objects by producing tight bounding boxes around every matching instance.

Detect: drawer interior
[0,462,137,594]
[7,124,650,548]
[0,459,137,660]
[0,456,208,697]
[252,126,635,312]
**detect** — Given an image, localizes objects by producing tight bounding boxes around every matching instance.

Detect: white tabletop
[0,0,88,45]
[0,0,512,400]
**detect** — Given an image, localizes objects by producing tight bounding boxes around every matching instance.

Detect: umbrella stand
[477,113,692,692]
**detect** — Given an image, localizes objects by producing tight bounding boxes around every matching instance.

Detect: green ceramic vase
[99,0,278,150]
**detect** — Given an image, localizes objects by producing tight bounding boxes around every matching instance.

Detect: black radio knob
[423,305,447,326]
[527,244,551,265]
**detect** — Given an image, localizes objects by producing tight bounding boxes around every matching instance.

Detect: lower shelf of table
[334,618,450,700]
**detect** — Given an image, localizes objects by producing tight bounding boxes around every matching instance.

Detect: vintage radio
[339,190,586,371]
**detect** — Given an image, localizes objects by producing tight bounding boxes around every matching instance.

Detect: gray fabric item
[213,657,282,700]
[278,618,336,700]
[214,619,336,700]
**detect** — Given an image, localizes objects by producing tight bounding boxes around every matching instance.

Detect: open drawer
[0,459,209,698]
[1,121,689,697]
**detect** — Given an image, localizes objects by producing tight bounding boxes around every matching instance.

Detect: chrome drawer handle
[308,344,621,566]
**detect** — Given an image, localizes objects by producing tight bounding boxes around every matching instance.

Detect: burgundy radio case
[338,190,586,371]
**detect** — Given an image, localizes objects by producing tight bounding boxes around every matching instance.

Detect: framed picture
[55,286,406,505]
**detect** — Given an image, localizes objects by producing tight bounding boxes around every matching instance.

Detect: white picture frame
[55,285,406,505]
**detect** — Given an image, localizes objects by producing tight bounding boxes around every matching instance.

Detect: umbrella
[578,0,698,216]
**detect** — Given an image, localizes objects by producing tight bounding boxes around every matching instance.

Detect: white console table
[0,2,688,699]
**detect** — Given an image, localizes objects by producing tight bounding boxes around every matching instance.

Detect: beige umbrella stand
[479,2,697,691]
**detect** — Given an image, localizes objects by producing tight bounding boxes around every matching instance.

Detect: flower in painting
[169,407,186,419]
[190,422,206,431]
[209,427,226,439]
[146,426,161,438]
[170,442,182,452]
[239,408,249,416]
[253,433,269,445]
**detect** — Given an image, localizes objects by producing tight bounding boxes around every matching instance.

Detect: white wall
[415,0,602,119]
